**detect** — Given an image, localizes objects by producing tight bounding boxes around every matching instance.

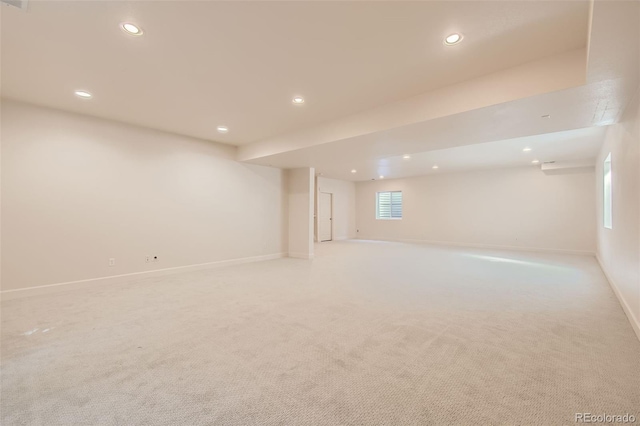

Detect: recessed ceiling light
[216,125,229,133]
[532,159,540,164]
[74,90,92,99]
[523,147,532,152]
[403,155,411,159]
[121,22,143,36]
[292,96,305,105]
[379,175,384,179]
[351,169,357,174]
[444,33,463,45]
[432,165,439,169]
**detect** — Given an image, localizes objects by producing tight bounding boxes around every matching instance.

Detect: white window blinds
[376,191,402,219]
[603,153,612,229]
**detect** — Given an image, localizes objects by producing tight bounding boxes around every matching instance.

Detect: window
[603,153,612,229]
[376,191,402,219]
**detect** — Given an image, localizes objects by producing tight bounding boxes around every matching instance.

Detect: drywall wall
[1,101,288,291]
[288,168,314,259]
[355,166,596,254]
[316,176,356,241]
[595,87,640,339]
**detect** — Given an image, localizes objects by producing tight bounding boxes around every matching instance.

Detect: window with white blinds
[376,191,403,219]
[603,153,612,229]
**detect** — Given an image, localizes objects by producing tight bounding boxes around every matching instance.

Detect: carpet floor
[2,240,639,425]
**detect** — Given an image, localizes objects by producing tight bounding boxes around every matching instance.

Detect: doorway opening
[319,192,333,242]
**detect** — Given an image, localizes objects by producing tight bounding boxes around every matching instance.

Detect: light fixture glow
[403,155,411,159]
[523,147,532,152]
[532,159,540,164]
[432,165,439,169]
[379,175,384,179]
[292,96,305,105]
[216,125,229,133]
[444,33,463,45]
[74,90,92,99]
[351,169,357,174]
[121,23,143,35]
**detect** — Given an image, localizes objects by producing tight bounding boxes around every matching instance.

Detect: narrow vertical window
[603,153,612,229]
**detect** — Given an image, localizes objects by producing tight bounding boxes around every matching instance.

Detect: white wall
[356,166,596,254]
[316,176,356,241]
[287,168,314,259]
[1,101,288,291]
[595,88,640,339]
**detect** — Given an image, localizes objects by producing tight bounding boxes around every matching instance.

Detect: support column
[287,167,315,259]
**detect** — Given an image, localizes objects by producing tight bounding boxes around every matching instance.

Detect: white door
[319,192,333,242]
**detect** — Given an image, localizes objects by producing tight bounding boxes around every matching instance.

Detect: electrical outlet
[108,258,115,267]
[145,255,151,263]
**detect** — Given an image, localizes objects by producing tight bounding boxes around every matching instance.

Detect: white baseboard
[1,252,287,301]
[288,252,314,260]
[356,237,595,256]
[596,255,640,343]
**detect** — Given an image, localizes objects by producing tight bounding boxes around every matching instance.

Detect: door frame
[319,191,333,242]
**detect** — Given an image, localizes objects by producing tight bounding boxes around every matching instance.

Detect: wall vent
[1,0,28,11]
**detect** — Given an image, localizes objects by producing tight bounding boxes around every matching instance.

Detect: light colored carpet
[2,240,639,425]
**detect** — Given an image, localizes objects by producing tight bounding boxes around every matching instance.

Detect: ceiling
[319,127,606,181]
[2,1,638,182]
[246,75,627,180]
[240,0,639,180]
[2,1,588,145]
